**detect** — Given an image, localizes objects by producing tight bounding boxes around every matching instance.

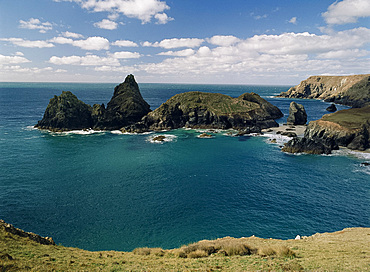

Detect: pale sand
[262,124,307,137]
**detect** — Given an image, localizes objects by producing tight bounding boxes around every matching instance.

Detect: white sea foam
[261,133,291,146]
[147,134,177,144]
[47,129,105,136]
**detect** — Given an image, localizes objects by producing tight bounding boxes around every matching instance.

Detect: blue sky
[0,0,369,84]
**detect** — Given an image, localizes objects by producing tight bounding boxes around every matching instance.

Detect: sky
[0,0,369,84]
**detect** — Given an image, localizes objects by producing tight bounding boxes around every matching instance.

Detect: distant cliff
[130,91,283,132]
[282,106,370,154]
[278,74,370,108]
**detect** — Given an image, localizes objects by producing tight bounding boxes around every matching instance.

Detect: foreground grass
[0,221,369,271]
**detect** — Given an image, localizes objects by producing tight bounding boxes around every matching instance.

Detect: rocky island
[36,75,283,133]
[278,74,370,108]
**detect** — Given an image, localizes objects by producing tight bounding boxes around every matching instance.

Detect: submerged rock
[287,102,307,125]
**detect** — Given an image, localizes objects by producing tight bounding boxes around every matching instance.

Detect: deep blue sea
[0,82,369,251]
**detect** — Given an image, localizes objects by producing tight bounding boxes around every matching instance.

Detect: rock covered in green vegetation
[35,91,93,131]
[287,101,307,125]
[278,74,370,108]
[282,106,370,154]
[140,92,283,131]
[35,75,151,131]
[94,74,151,130]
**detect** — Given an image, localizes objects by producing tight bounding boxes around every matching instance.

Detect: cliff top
[320,105,370,130]
[1,220,369,271]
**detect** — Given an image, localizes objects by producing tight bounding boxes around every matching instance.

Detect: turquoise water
[0,82,369,251]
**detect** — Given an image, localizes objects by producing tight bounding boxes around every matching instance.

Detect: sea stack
[35,91,93,132]
[94,74,151,130]
[35,75,151,131]
[287,102,307,125]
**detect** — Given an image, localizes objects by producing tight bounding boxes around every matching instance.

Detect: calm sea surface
[0,82,369,251]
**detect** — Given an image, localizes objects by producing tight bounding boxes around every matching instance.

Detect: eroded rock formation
[287,102,307,125]
[278,74,370,108]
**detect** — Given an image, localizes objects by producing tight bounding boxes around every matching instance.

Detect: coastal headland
[1,220,369,271]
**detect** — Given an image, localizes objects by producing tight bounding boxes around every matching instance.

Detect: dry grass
[0,223,369,271]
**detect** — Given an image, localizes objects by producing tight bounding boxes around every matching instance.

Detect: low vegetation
[1,220,369,271]
[321,105,370,129]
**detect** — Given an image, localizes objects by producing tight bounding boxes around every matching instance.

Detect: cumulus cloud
[143,38,204,49]
[51,36,110,50]
[112,40,138,47]
[289,17,297,24]
[94,19,118,30]
[154,13,174,24]
[207,35,240,46]
[54,0,173,24]
[62,31,84,38]
[138,27,370,81]
[49,55,120,66]
[157,49,195,57]
[0,38,55,48]
[19,18,53,33]
[0,54,31,65]
[110,51,141,58]
[323,0,370,25]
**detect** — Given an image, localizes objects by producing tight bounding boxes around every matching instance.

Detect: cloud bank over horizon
[1,0,369,84]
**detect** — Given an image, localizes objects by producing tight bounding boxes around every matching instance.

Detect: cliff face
[139,92,283,131]
[278,74,370,107]
[36,75,151,131]
[282,106,370,154]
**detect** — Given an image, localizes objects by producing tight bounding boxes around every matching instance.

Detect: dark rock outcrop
[35,91,93,131]
[326,104,337,112]
[36,75,151,131]
[94,75,151,130]
[287,102,307,125]
[137,92,283,131]
[0,220,55,245]
[278,74,370,108]
[282,106,370,154]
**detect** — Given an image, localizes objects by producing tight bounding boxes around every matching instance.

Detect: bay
[0,82,368,251]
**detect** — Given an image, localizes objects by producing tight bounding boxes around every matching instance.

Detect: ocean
[0,82,369,251]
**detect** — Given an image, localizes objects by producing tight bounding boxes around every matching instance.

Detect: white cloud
[154,13,174,24]
[94,19,118,30]
[15,52,24,56]
[323,0,370,25]
[207,35,240,46]
[143,38,204,49]
[19,18,53,33]
[49,55,120,66]
[289,17,297,24]
[316,49,369,59]
[158,49,195,57]
[54,0,172,24]
[0,54,31,65]
[62,31,84,38]
[0,38,55,48]
[73,37,110,50]
[112,40,138,47]
[110,51,141,58]
[138,27,370,81]
[51,36,110,50]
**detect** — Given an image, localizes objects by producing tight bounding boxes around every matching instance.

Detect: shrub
[132,247,151,256]
[258,247,276,257]
[188,249,209,259]
[275,246,296,258]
